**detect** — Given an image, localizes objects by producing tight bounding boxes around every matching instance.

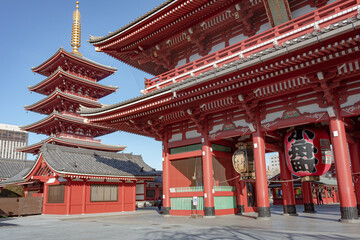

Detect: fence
[0,197,43,217]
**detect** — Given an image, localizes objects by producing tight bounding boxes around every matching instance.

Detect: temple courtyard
[0,204,359,240]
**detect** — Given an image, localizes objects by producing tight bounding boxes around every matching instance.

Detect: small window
[90,184,118,202]
[146,190,155,198]
[47,185,65,203]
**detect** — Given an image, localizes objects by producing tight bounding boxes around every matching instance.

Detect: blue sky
[0,0,276,170]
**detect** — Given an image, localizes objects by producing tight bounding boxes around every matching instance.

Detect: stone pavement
[0,204,359,240]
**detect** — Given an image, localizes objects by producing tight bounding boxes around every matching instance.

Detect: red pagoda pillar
[349,137,360,215]
[302,181,316,212]
[252,114,271,218]
[162,131,171,215]
[328,97,358,221]
[202,119,215,217]
[278,149,297,215]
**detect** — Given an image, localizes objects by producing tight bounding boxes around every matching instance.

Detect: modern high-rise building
[0,123,28,160]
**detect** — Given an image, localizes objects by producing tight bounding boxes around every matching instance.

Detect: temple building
[81,0,360,222]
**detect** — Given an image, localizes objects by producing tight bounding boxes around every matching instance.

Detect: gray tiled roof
[0,159,35,180]
[41,144,158,178]
[89,0,173,44]
[0,168,32,185]
[16,136,125,153]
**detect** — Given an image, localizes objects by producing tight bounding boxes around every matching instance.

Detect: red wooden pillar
[202,119,215,217]
[162,130,171,215]
[82,180,86,214]
[66,180,71,215]
[329,104,358,221]
[43,183,48,214]
[349,138,360,215]
[279,150,297,215]
[302,181,316,212]
[252,115,271,218]
[232,168,243,214]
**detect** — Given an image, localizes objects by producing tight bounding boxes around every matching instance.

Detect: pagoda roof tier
[24,89,102,115]
[16,137,126,155]
[28,67,118,98]
[89,0,239,75]
[32,48,117,81]
[21,112,115,137]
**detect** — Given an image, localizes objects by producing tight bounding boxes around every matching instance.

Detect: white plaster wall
[229,34,247,46]
[297,104,327,114]
[175,58,187,68]
[189,53,201,62]
[256,22,271,35]
[341,93,360,108]
[209,124,224,134]
[136,184,144,194]
[209,42,225,54]
[185,130,201,139]
[168,133,182,142]
[233,119,248,127]
[261,111,285,124]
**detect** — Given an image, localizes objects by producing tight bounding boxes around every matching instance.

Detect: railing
[213,186,235,192]
[170,186,204,193]
[169,185,235,192]
[144,0,360,93]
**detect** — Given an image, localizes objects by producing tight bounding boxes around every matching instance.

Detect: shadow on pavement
[145,226,358,240]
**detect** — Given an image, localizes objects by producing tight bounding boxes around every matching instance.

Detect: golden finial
[71,1,82,55]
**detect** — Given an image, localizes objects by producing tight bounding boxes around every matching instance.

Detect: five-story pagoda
[18,2,125,155]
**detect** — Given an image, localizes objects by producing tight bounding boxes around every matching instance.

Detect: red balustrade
[144,0,359,93]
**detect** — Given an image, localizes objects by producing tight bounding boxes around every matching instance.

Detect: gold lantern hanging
[232,142,255,179]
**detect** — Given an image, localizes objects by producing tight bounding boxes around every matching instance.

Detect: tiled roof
[32,47,117,72]
[0,159,35,180]
[28,67,118,93]
[24,89,102,110]
[0,168,32,185]
[16,136,126,154]
[41,144,158,177]
[89,0,173,44]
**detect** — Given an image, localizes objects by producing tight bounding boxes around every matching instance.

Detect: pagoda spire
[71,1,82,55]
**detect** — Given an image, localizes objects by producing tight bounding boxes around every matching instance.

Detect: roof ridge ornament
[71,1,82,56]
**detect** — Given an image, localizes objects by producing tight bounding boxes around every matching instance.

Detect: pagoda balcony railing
[143,0,360,93]
[66,70,97,82]
[57,133,101,142]
[63,90,98,102]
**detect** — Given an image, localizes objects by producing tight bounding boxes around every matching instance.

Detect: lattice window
[90,184,118,202]
[47,185,65,203]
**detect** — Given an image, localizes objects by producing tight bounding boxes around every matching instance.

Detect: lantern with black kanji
[284,128,332,177]
[232,142,255,177]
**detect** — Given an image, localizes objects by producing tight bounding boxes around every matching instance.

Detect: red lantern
[284,128,332,177]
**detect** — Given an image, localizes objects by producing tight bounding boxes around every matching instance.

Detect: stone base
[357,204,360,216]
[204,207,215,217]
[162,207,170,216]
[303,203,316,213]
[236,205,245,215]
[283,205,298,216]
[340,206,359,220]
[257,206,271,218]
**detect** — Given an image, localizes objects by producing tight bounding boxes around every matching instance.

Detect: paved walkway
[1,204,359,240]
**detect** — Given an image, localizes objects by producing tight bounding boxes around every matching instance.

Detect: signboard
[284,128,332,177]
[193,196,198,206]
